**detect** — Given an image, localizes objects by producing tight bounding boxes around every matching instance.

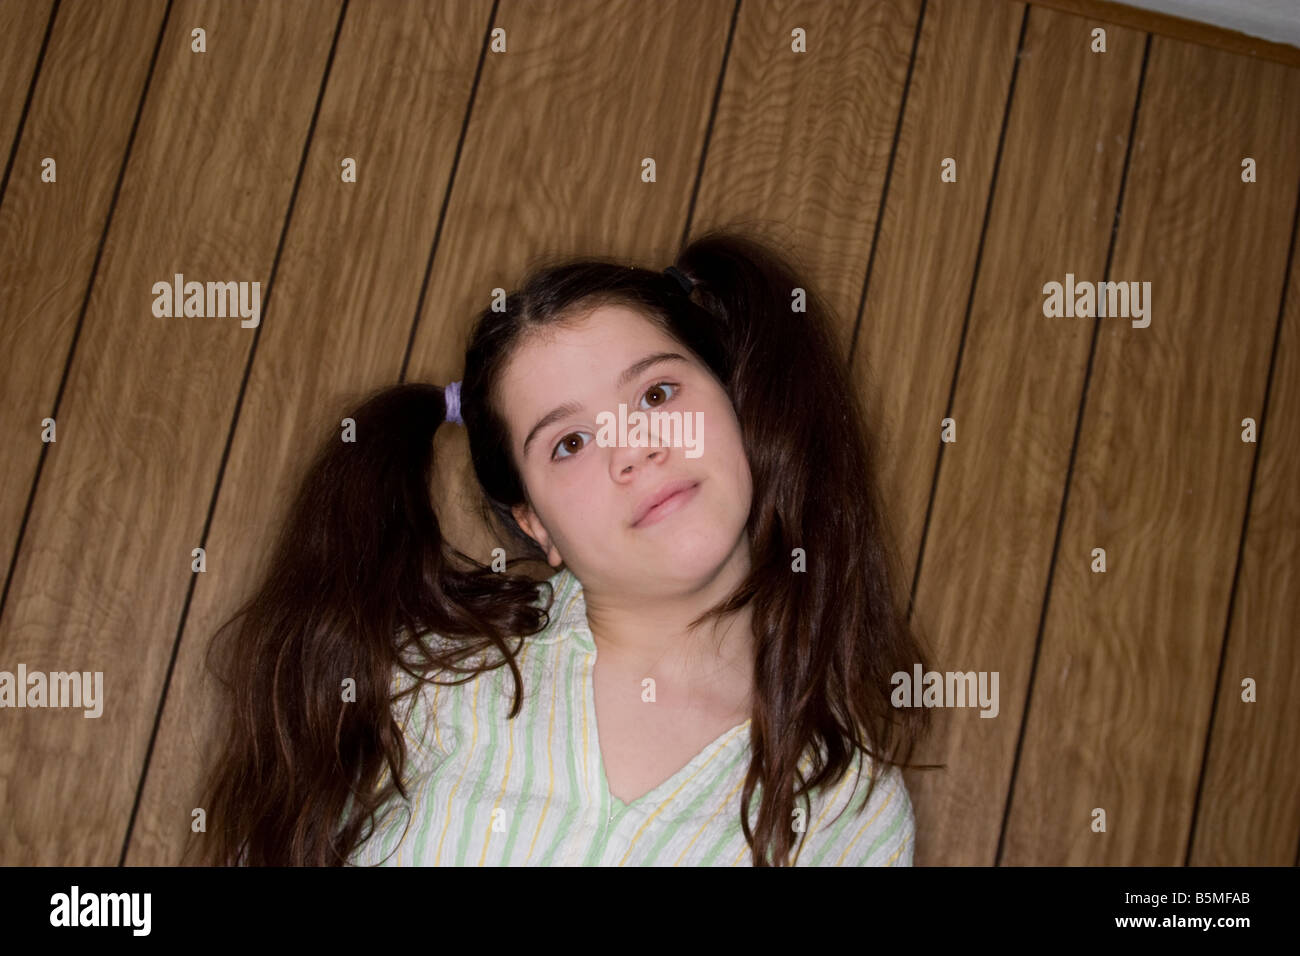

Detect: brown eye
[552,432,588,460]
[641,382,677,409]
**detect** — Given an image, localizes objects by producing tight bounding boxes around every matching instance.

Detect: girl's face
[498,303,753,599]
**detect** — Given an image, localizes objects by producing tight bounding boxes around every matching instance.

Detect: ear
[511,502,563,568]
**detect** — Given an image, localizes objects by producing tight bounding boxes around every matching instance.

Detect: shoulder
[526,565,588,644]
[796,752,915,866]
[397,565,584,658]
[384,566,585,743]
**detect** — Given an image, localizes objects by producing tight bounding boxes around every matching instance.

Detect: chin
[642,525,745,587]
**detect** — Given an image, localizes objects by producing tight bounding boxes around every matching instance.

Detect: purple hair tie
[443,380,463,426]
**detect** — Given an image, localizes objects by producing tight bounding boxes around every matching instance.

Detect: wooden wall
[0,0,1296,866]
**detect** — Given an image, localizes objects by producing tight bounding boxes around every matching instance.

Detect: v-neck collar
[581,637,753,819]
[533,566,754,817]
[589,674,753,818]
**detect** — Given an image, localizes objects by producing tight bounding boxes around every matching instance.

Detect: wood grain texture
[125,0,493,866]
[0,0,1295,867]
[1189,197,1300,866]
[0,0,54,159]
[1000,36,1300,865]
[848,0,1025,678]
[689,0,922,356]
[0,0,343,866]
[0,0,166,641]
[902,5,1146,865]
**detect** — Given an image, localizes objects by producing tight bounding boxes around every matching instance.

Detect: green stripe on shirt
[348,566,916,867]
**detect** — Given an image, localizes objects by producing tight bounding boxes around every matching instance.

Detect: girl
[191,229,933,866]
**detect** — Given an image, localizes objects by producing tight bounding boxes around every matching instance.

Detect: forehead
[520,302,670,357]
[500,304,676,397]
[496,302,687,446]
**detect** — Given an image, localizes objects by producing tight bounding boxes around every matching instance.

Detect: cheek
[709,404,753,514]
[730,449,754,519]
[538,460,614,549]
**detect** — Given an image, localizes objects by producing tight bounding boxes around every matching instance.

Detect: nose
[611,441,668,480]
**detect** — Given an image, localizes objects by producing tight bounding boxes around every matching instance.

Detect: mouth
[631,479,701,528]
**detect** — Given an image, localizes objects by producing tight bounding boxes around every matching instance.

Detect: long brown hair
[189,228,933,866]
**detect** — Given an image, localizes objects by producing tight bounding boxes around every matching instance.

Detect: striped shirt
[348,566,915,866]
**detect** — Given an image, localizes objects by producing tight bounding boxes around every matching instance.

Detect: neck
[580,541,755,706]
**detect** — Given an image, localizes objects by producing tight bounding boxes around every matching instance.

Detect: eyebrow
[521,351,689,458]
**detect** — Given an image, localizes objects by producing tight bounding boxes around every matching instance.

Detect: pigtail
[190,383,548,866]
[674,232,932,865]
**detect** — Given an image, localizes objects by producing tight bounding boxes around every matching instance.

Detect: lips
[631,478,700,528]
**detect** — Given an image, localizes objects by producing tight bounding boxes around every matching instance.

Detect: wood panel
[0,0,342,865]
[125,0,491,866]
[0,0,1295,868]
[689,0,921,355]
[903,7,1146,865]
[0,0,54,181]
[0,0,165,621]
[846,0,1025,676]
[841,0,1027,865]
[1001,37,1300,864]
[1190,201,1300,866]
